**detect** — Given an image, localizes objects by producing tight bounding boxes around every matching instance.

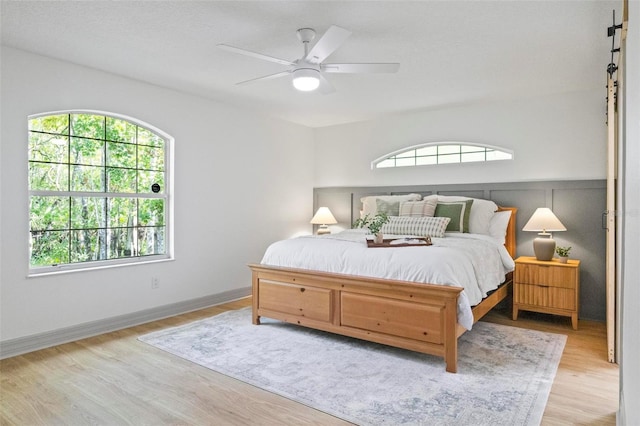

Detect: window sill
[27,256,175,278]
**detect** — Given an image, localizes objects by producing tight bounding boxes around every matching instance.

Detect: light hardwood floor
[0,297,619,425]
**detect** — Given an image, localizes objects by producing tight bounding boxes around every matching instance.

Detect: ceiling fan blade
[305,25,352,64]
[318,74,335,94]
[217,44,295,66]
[236,71,291,86]
[322,63,400,73]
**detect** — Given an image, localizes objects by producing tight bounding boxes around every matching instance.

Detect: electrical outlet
[151,277,159,289]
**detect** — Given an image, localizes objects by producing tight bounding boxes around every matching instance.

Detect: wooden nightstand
[512,256,580,330]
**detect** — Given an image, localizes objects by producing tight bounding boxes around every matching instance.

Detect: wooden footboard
[249,264,508,373]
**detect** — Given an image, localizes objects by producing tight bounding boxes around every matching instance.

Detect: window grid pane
[396,150,416,159]
[461,152,487,163]
[71,229,107,262]
[107,141,137,168]
[138,145,164,171]
[71,114,105,139]
[71,137,105,166]
[416,146,437,156]
[29,133,69,163]
[376,159,396,168]
[461,145,485,153]
[30,196,70,232]
[437,145,461,155]
[70,197,106,230]
[71,165,106,192]
[29,162,70,191]
[107,168,137,193]
[438,153,461,164]
[29,114,69,134]
[106,117,137,143]
[395,157,416,167]
[30,230,70,266]
[416,155,438,165]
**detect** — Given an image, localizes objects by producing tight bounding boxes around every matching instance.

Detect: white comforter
[261,229,515,330]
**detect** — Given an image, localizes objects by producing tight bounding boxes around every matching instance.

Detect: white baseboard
[0,287,251,359]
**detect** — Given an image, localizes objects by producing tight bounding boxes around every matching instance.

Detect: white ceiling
[1,1,620,128]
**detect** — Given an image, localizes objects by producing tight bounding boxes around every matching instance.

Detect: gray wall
[314,180,606,321]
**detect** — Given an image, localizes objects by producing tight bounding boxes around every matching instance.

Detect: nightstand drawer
[514,283,576,311]
[515,263,577,289]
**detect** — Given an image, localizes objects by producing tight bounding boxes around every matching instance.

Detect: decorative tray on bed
[367,237,432,248]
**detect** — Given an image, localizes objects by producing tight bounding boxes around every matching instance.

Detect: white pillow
[489,210,512,244]
[380,216,451,238]
[434,195,498,235]
[360,193,422,217]
[399,199,437,217]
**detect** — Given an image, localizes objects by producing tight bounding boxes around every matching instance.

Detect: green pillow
[434,200,474,233]
[375,199,400,216]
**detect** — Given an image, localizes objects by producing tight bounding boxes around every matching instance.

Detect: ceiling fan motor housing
[296,28,316,44]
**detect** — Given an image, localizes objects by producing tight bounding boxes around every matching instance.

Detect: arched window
[372,142,513,169]
[28,111,172,274]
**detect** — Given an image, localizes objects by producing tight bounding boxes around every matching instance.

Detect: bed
[249,195,517,373]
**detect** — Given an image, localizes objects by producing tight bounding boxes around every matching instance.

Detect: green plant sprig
[353,212,390,235]
[555,246,572,257]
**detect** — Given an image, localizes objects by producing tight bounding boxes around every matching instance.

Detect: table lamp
[522,207,567,261]
[310,207,337,235]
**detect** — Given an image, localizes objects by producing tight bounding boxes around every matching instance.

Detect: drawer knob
[300,287,305,293]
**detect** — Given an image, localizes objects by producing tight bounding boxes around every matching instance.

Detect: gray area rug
[139,307,566,425]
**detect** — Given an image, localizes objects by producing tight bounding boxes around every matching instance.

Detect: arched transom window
[373,142,513,169]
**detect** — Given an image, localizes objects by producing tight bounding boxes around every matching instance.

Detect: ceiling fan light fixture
[292,68,320,91]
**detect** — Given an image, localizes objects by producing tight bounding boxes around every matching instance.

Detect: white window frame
[372,141,514,169]
[27,110,174,276]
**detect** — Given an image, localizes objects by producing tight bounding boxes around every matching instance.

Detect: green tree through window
[28,112,170,272]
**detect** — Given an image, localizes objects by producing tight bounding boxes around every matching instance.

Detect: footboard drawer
[340,292,443,344]
[258,280,332,322]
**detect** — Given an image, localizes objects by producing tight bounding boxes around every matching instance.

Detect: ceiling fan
[217,25,400,93]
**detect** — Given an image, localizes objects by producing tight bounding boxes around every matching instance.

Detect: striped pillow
[381,216,451,238]
[399,199,437,217]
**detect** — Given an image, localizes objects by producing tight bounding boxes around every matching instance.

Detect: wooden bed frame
[249,207,517,373]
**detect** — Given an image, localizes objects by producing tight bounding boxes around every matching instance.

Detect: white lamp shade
[310,207,337,225]
[292,68,320,91]
[522,207,567,233]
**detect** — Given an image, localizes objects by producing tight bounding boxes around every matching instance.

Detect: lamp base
[317,225,330,235]
[533,234,556,261]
